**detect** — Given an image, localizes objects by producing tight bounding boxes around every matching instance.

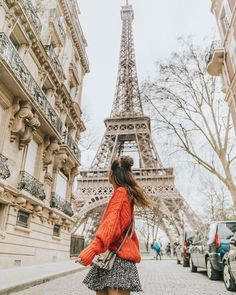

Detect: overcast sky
[77,0,219,211]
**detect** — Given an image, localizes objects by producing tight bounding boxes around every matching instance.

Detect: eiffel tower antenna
[73,4,202,238]
[111,3,142,117]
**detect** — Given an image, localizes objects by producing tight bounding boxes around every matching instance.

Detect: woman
[76,156,150,295]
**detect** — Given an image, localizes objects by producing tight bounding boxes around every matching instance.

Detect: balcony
[18,171,46,201]
[0,32,63,135]
[50,192,73,217]
[206,40,225,76]
[0,154,10,180]
[19,0,42,35]
[44,44,64,81]
[62,131,81,162]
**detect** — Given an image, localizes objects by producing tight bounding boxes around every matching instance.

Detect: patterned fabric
[79,187,141,266]
[83,256,143,292]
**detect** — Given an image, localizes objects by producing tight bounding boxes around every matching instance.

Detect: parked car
[176,231,195,267]
[189,221,236,280]
[222,233,236,291]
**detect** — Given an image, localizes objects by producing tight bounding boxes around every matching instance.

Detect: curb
[0,266,88,295]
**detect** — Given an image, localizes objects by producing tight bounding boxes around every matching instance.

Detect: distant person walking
[76,156,150,295]
[165,242,171,257]
[151,240,161,260]
[173,241,178,257]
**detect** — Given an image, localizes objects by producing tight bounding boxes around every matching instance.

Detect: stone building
[0,0,89,268]
[207,0,236,133]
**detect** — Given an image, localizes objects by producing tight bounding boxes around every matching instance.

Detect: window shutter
[55,171,68,199]
[25,140,38,176]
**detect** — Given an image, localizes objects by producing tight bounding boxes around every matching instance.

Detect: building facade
[0,0,89,268]
[207,0,236,133]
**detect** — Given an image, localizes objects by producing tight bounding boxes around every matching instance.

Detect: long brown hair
[110,156,150,208]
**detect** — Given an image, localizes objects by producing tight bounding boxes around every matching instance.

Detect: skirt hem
[83,281,143,293]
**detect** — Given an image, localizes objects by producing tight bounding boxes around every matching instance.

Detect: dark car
[222,233,236,291]
[189,221,236,280]
[176,231,195,267]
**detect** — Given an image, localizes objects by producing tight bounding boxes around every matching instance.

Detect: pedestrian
[173,241,178,257]
[166,243,171,257]
[76,156,150,295]
[151,240,161,260]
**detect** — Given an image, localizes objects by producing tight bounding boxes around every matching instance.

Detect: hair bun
[120,156,134,170]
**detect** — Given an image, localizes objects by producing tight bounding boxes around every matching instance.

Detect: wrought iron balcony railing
[18,171,46,201]
[206,40,223,64]
[62,131,81,161]
[0,154,10,180]
[20,0,42,35]
[0,32,63,135]
[44,44,64,81]
[50,192,74,217]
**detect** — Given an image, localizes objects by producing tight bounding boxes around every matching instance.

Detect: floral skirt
[83,256,143,292]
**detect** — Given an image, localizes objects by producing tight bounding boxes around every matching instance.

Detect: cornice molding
[59,0,90,73]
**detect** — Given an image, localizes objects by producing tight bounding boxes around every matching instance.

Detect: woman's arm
[79,189,129,266]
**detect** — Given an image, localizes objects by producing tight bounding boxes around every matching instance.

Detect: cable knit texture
[79,187,141,266]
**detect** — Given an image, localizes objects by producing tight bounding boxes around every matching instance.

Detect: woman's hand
[75,257,84,265]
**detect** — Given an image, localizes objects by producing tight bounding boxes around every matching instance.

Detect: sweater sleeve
[79,189,127,266]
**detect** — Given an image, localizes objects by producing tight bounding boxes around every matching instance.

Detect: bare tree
[138,220,151,252]
[201,179,236,222]
[79,106,99,154]
[142,37,236,206]
[136,209,161,252]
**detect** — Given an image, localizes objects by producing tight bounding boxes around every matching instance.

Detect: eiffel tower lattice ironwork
[73,4,201,240]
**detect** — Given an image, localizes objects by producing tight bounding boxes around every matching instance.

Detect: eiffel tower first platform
[72,3,201,242]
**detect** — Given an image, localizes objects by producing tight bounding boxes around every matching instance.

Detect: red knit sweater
[79,187,141,266]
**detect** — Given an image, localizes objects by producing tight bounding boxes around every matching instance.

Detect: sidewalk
[0,260,86,295]
[141,253,175,260]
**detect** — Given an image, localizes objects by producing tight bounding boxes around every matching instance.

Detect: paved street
[13,259,234,295]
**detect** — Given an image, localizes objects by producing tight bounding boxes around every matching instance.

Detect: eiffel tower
[73,3,201,243]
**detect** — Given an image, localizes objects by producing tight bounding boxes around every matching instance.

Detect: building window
[55,171,68,199]
[219,8,230,35]
[16,211,29,228]
[53,224,61,237]
[224,0,232,20]
[42,85,48,95]
[0,104,5,150]
[0,203,7,231]
[9,24,28,52]
[229,36,236,71]
[24,139,38,176]
[9,33,21,51]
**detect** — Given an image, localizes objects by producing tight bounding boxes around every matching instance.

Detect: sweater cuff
[79,246,96,266]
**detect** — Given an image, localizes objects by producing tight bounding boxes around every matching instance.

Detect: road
[14,259,234,295]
